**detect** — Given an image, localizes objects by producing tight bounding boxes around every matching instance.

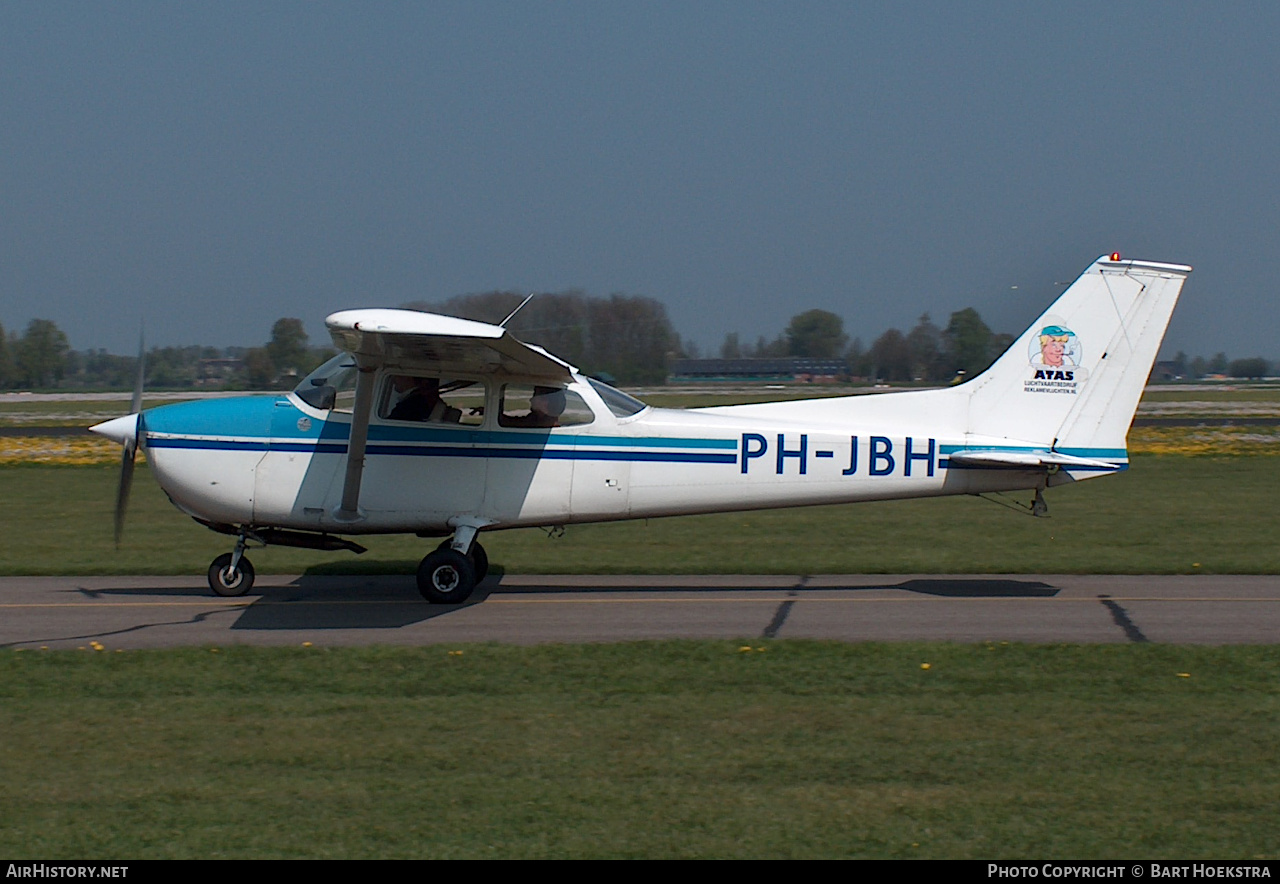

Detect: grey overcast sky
[1,2,1275,359]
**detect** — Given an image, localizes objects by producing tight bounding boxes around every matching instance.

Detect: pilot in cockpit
[387,375,461,423]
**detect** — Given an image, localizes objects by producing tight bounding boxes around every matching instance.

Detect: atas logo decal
[1025,319,1086,394]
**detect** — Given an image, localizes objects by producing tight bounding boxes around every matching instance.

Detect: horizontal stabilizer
[947,449,1123,472]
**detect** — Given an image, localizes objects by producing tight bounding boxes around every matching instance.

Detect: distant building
[669,357,848,384]
[197,357,244,386]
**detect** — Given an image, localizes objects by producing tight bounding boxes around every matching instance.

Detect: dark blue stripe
[273,442,350,454]
[149,436,735,465]
[148,438,352,455]
[148,438,270,452]
[366,444,736,464]
[366,426,737,449]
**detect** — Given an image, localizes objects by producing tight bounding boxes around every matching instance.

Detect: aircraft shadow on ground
[889,579,1058,597]
[75,576,492,631]
[74,575,1057,634]
[227,584,494,631]
[493,578,1061,598]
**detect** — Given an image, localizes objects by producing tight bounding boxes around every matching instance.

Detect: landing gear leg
[208,533,256,597]
[435,537,488,583]
[1032,488,1049,518]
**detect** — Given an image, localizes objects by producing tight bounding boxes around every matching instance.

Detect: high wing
[324,308,575,521]
[326,308,574,381]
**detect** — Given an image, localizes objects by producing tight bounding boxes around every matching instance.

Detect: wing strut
[336,361,378,522]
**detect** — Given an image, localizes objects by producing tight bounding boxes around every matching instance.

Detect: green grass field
[1140,386,1280,403]
[6,389,1278,859]
[0,397,213,426]
[3,455,1278,576]
[3,641,1277,859]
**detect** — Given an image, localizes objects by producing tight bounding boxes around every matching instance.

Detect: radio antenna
[499,292,536,328]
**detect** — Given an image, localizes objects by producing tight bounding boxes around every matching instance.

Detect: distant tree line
[715,307,1015,382]
[239,318,333,389]
[718,310,1278,383]
[0,317,331,391]
[403,290,680,385]
[1164,351,1271,381]
[0,306,1273,391]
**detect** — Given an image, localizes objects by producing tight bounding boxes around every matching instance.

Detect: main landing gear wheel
[436,539,489,583]
[469,541,489,583]
[208,553,255,597]
[417,549,477,604]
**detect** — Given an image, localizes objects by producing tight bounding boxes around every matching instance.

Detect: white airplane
[92,254,1190,603]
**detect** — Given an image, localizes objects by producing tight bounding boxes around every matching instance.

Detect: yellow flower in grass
[0,436,134,466]
[1128,426,1280,457]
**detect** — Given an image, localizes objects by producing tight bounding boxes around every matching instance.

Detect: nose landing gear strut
[208,533,255,597]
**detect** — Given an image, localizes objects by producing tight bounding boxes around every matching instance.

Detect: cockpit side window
[379,375,486,426]
[499,384,594,428]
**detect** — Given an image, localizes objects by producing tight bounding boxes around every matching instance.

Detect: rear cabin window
[499,384,594,428]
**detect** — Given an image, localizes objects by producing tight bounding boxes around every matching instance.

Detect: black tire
[436,538,489,583]
[469,541,489,583]
[208,553,255,597]
[417,549,476,604]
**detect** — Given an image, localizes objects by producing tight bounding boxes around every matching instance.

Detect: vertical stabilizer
[962,255,1190,465]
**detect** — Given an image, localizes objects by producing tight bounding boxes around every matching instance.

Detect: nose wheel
[208,552,255,597]
[208,531,256,597]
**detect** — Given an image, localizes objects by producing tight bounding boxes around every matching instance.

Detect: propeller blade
[113,327,145,547]
[130,327,145,415]
[114,439,136,548]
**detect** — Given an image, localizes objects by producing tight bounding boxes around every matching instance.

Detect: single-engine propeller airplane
[92,254,1190,603]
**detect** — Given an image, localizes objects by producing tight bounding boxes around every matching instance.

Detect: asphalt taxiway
[1,574,1277,649]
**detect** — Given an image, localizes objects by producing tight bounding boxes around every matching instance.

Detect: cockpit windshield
[294,353,358,411]
[587,377,648,418]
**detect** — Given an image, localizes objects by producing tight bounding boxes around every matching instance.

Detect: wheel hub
[433,566,459,593]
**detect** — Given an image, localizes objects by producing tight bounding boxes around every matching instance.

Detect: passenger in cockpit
[501,386,565,428]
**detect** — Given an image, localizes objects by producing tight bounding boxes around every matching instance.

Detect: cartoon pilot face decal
[1030,324,1080,367]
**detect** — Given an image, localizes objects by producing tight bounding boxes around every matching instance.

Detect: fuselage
[86,256,1185,603]
[136,371,1074,536]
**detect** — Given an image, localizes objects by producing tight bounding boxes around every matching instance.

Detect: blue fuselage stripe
[146,436,737,464]
[148,438,271,452]
[366,445,735,463]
